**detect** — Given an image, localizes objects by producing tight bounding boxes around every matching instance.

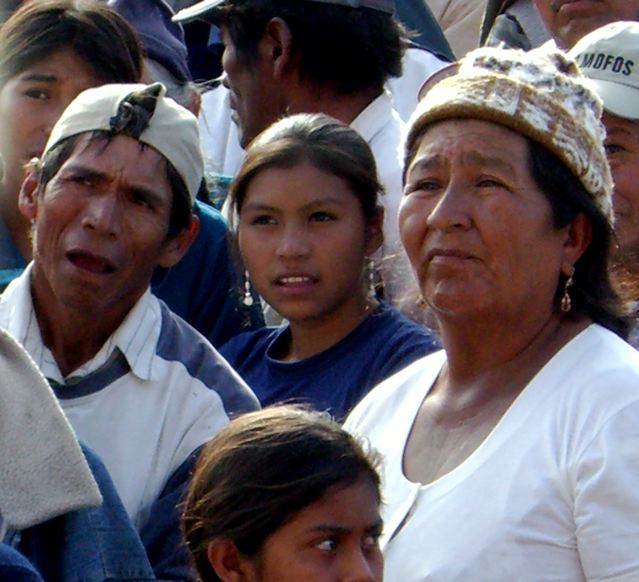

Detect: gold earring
[560,269,574,313]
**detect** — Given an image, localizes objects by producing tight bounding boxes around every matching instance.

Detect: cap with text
[570,21,639,120]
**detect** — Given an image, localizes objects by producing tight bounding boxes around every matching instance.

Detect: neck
[437,308,589,389]
[30,272,130,378]
[281,295,377,362]
[287,85,382,126]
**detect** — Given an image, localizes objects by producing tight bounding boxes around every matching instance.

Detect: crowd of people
[0,0,638,581]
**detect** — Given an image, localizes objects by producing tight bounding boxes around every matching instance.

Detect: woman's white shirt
[345,324,639,581]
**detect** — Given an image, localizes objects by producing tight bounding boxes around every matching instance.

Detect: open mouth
[67,251,116,275]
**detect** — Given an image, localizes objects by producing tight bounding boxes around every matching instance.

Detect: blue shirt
[220,302,440,421]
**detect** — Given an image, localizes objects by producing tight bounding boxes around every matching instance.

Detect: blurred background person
[534,0,639,49]
[570,21,639,345]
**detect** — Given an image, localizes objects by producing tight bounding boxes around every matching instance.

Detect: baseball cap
[43,83,203,204]
[569,21,639,120]
[173,0,395,24]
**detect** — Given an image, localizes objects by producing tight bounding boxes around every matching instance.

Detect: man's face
[22,133,187,327]
[602,112,639,258]
[534,0,639,49]
[220,25,286,148]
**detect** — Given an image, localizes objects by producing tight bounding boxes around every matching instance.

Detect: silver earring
[243,271,254,307]
[367,258,376,300]
[560,269,574,313]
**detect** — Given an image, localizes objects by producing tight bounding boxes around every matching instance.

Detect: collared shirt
[0,265,259,530]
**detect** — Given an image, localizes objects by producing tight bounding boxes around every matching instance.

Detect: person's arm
[572,397,639,579]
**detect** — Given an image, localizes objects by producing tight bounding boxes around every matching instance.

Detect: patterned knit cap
[407,46,613,223]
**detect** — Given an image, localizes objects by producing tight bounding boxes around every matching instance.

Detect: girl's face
[238,161,381,325]
[0,48,105,197]
[233,478,383,582]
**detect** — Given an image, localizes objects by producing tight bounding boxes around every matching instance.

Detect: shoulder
[192,200,228,240]
[366,303,440,354]
[345,350,445,433]
[156,302,259,414]
[219,327,279,365]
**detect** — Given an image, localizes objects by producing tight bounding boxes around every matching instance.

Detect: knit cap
[408,46,613,223]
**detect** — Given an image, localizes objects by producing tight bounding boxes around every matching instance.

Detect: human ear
[158,213,200,268]
[206,540,255,582]
[561,211,592,276]
[365,206,384,255]
[18,161,42,222]
[261,17,294,80]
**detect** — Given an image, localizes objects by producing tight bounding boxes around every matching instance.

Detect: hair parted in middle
[228,112,384,226]
[181,405,382,582]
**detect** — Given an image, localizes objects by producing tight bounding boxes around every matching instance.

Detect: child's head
[229,113,382,225]
[182,406,383,582]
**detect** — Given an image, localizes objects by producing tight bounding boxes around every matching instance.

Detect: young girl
[220,113,438,420]
[182,405,384,582]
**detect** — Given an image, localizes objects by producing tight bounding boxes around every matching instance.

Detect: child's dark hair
[182,405,381,582]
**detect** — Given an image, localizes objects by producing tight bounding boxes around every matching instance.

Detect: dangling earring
[242,271,254,307]
[560,268,574,313]
[366,258,376,300]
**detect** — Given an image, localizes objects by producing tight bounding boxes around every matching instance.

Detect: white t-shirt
[345,324,639,581]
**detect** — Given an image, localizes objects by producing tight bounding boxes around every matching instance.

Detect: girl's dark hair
[527,139,632,338]
[0,0,142,86]
[228,112,383,225]
[182,405,381,582]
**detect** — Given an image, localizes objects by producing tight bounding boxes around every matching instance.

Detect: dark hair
[527,140,632,337]
[217,0,405,95]
[182,405,381,582]
[229,113,383,224]
[37,131,192,238]
[0,0,143,86]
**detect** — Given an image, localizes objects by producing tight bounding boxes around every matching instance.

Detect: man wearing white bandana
[0,82,259,581]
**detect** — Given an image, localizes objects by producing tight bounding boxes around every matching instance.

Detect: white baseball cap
[43,83,203,204]
[570,21,639,120]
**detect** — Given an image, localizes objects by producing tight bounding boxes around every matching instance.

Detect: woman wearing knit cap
[345,47,639,580]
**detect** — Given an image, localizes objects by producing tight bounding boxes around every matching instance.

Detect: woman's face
[238,161,381,325]
[239,478,383,582]
[400,119,572,323]
[0,48,104,197]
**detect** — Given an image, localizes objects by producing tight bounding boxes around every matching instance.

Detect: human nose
[339,548,379,582]
[425,179,471,232]
[82,193,121,238]
[276,223,310,259]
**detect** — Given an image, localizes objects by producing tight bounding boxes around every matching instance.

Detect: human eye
[309,211,336,223]
[404,177,441,196]
[605,142,626,156]
[131,191,154,210]
[249,214,276,226]
[63,171,93,187]
[23,86,49,101]
[314,537,337,553]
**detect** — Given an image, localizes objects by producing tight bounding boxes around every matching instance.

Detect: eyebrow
[60,163,167,207]
[306,518,384,535]
[19,72,57,84]
[242,196,346,213]
[408,151,515,176]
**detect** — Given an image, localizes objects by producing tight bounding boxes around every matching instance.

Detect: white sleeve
[572,399,639,581]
